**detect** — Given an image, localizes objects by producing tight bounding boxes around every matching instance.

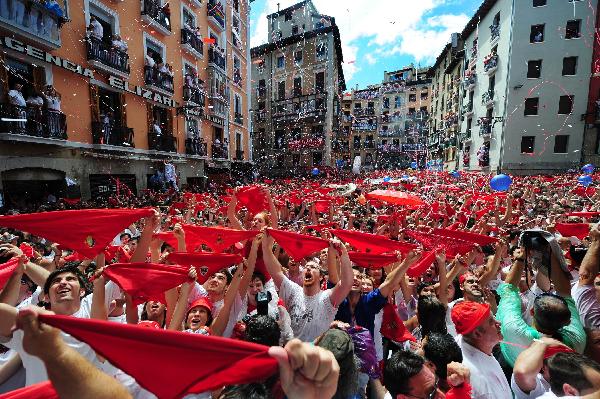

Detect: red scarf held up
[348,252,399,269]
[38,315,278,399]
[431,228,498,246]
[555,223,590,240]
[168,252,243,283]
[567,212,600,218]
[103,263,190,305]
[380,303,416,343]
[406,250,437,278]
[183,225,259,253]
[0,381,58,399]
[0,209,155,259]
[0,258,20,291]
[404,230,473,258]
[235,185,269,215]
[330,229,416,255]
[267,228,329,262]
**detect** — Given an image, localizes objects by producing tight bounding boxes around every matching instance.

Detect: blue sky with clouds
[249,0,483,89]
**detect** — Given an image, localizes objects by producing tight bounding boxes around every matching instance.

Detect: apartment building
[0,0,251,204]
[427,35,464,171]
[582,0,600,167]
[250,0,346,176]
[453,0,595,173]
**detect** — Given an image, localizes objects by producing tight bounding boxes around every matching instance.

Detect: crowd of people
[0,169,600,399]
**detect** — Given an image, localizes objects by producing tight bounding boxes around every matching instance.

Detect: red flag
[406,250,437,278]
[267,228,329,262]
[0,381,57,399]
[0,209,154,259]
[235,186,269,215]
[330,229,416,254]
[432,228,498,246]
[203,37,216,44]
[0,258,20,291]
[168,252,242,283]
[348,252,399,269]
[103,263,190,305]
[38,315,278,399]
[183,225,259,253]
[555,223,590,240]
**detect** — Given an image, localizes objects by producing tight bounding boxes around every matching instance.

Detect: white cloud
[250,0,473,83]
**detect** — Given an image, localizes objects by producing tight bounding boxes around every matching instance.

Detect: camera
[256,291,272,316]
[518,229,570,278]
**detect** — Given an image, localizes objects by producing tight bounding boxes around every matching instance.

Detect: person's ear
[562,383,579,396]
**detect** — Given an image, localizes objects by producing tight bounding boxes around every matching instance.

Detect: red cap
[458,272,475,286]
[451,301,491,335]
[138,321,161,329]
[188,297,213,316]
[543,345,575,359]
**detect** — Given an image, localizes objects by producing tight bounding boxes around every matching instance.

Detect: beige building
[250,0,346,176]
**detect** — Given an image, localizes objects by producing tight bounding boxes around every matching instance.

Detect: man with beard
[261,232,353,342]
[451,301,512,399]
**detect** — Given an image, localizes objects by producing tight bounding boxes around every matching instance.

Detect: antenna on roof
[277,2,280,11]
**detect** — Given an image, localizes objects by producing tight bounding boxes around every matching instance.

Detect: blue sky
[249,0,483,90]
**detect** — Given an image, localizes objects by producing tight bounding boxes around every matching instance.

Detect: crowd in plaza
[0,168,600,399]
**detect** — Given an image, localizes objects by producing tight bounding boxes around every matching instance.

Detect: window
[292,25,298,35]
[395,96,401,108]
[562,57,577,75]
[558,95,574,114]
[521,136,535,153]
[277,81,285,100]
[274,130,285,149]
[524,98,539,116]
[533,0,546,6]
[530,24,545,43]
[233,0,239,12]
[489,75,496,92]
[312,125,324,137]
[316,42,326,59]
[527,60,542,78]
[284,12,292,21]
[182,7,196,31]
[293,77,302,96]
[312,152,323,166]
[277,55,284,68]
[466,118,472,135]
[565,20,581,39]
[554,135,569,153]
[383,97,390,108]
[492,12,500,27]
[315,71,324,92]
[294,50,303,63]
[409,94,416,102]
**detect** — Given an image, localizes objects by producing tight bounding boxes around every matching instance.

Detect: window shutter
[89,84,100,122]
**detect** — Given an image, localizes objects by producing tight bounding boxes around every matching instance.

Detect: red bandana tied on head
[380,303,416,343]
[450,301,490,335]
[235,186,269,215]
[103,263,190,305]
[168,252,242,283]
[543,345,575,359]
[348,252,399,269]
[0,209,155,259]
[183,225,259,253]
[432,228,498,246]
[267,228,329,262]
[329,229,416,254]
[0,381,58,399]
[38,315,278,399]
[555,223,590,240]
[0,258,20,291]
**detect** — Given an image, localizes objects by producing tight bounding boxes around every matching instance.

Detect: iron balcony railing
[149,131,176,152]
[141,0,171,32]
[183,85,206,106]
[144,66,174,93]
[0,104,66,139]
[86,37,130,74]
[181,28,204,55]
[212,143,228,159]
[208,47,226,70]
[91,122,134,147]
[186,139,207,156]
[207,0,226,29]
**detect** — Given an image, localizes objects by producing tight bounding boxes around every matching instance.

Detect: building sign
[89,174,137,198]
[206,114,224,126]
[1,37,177,108]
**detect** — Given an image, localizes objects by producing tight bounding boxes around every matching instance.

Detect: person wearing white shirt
[571,226,600,329]
[88,15,103,40]
[451,301,512,399]
[8,84,26,107]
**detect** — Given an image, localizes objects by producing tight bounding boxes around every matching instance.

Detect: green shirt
[496,283,586,367]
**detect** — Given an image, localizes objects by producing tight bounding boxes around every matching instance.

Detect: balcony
[183,85,206,107]
[490,24,500,43]
[233,68,243,87]
[342,114,353,123]
[402,143,425,152]
[478,118,493,137]
[208,46,226,71]
[364,141,375,149]
[149,132,176,152]
[212,142,228,159]
[381,114,403,124]
[234,112,243,125]
[483,53,498,75]
[352,121,377,131]
[181,28,204,58]
[208,95,228,122]
[86,37,130,78]
[91,122,134,147]
[377,143,402,153]
[0,0,64,49]
[288,137,324,152]
[459,130,472,143]
[272,92,327,125]
[0,104,67,139]
[470,46,478,62]
[462,102,474,117]
[186,138,207,156]
[463,74,476,90]
[235,150,244,161]
[207,0,226,31]
[141,0,171,35]
[257,87,266,99]
[145,66,174,94]
[353,107,376,117]
[481,90,494,107]
[379,128,403,137]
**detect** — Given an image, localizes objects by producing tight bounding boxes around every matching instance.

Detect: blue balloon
[582,164,595,175]
[383,176,391,182]
[450,170,461,179]
[490,174,512,191]
[578,175,593,187]
[402,174,409,179]
[410,161,418,169]
[311,168,319,176]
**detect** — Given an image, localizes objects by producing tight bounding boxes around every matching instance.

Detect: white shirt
[153,123,162,136]
[45,95,61,111]
[90,19,103,39]
[511,373,550,399]
[279,276,337,342]
[572,282,600,329]
[26,96,43,106]
[0,282,122,386]
[145,55,155,68]
[8,90,26,107]
[456,335,512,399]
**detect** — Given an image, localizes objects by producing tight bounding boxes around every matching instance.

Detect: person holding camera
[572,225,600,329]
